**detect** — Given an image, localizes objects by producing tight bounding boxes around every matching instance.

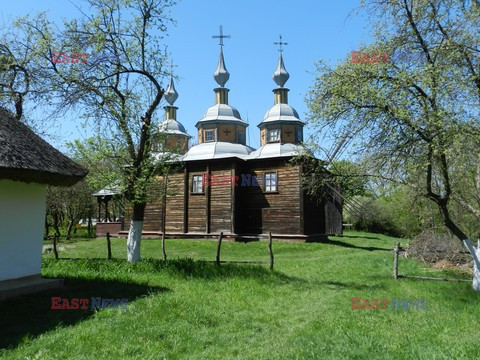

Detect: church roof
[164,74,179,106]
[182,142,308,162]
[159,118,191,137]
[152,151,185,163]
[260,103,305,126]
[273,53,290,88]
[183,141,254,161]
[248,142,309,160]
[214,47,230,88]
[196,104,247,127]
[196,27,248,130]
[160,67,190,139]
[0,107,88,186]
[258,49,305,128]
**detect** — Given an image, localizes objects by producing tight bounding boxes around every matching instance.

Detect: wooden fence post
[53,234,59,260]
[216,232,223,265]
[106,232,112,260]
[268,231,274,271]
[162,232,167,261]
[393,242,400,279]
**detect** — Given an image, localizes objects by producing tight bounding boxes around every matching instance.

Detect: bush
[406,229,470,264]
[345,196,403,237]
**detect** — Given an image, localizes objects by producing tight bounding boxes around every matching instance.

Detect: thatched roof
[0,107,88,186]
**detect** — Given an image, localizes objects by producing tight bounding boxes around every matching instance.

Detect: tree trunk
[127,203,146,263]
[437,201,480,291]
[44,216,50,239]
[474,242,480,291]
[66,219,74,240]
[462,239,480,291]
[52,212,62,238]
[87,210,93,237]
[54,225,61,238]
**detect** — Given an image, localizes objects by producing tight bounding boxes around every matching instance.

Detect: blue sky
[1,0,372,152]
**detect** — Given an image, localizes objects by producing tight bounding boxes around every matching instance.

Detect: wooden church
[129,35,342,241]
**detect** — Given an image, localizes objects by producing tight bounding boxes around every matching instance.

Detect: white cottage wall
[0,180,47,281]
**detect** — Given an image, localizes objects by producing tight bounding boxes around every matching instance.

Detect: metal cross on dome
[274,35,288,53]
[212,25,231,47]
[169,59,178,76]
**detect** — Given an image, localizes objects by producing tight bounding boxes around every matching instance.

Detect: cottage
[0,107,87,299]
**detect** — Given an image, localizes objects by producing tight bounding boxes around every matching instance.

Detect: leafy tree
[68,137,126,194]
[45,180,96,240]
[329,160,370,199]
[45,187,65,238]
[448,128,480,229]
[63,180,96,239]
[0,40,29,120]
[0,16,61,132]
[308,0,480,289]
[16,0,176,262]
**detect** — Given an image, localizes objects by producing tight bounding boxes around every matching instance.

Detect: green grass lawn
[1,231,479,359]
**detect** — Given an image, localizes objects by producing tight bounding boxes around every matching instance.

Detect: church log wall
[165,172,185,233]
[132,159,343,238]
[323,184,343,235]
[187,163,207,232]
[209,162,233,233]
[138,177,164,232]
[303,191,325,235]
[238,160,302,235]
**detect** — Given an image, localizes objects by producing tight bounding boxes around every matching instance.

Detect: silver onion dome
[159,118,189,136]
[262,103,303,124]
[272,53,289,87]
[196,103,246,127]
[164,75,178,106]
[213,47,230,87]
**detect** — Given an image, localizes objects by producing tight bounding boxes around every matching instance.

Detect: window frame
[204,129,215,142]
[267,129,281,143]
[191,174,205,194]
[295,127,303,143]
[263,171,278,193]
[237,131,245,144]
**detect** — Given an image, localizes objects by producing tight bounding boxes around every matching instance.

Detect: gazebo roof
[0,107,88,186]
[93,186,122,197]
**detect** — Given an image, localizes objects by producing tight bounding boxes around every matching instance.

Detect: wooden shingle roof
[0,107,88,186]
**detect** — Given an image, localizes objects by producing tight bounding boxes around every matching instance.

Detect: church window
[205,129,215,142]
[237,131,245,144]
[264,172,278,192]
[192,175,204,193]
[267,129,280,142]
[296,127,303,142]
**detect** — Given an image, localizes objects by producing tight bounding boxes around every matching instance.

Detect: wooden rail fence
[100,232,276,270]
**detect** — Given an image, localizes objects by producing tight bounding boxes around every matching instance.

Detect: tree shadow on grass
[140,257,296,284]
[314,280,387,291]
[0,277,168,350]
[141,258,388,291]
[44,257,298,284]
[320,238,391,252]
[0,257,391,351]
[337,234,381,240]
[59,258,390,292]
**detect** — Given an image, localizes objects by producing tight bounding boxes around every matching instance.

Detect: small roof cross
[169,59,178,76]
[212,25,231,47]
[274,35,288,53]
